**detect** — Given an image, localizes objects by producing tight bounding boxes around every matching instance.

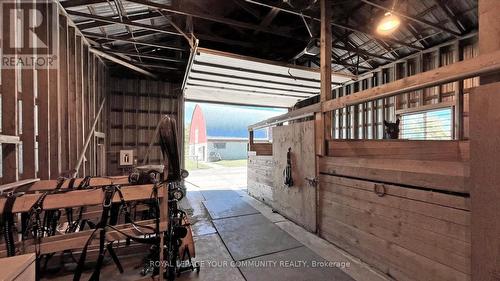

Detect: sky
[184,101,286,125]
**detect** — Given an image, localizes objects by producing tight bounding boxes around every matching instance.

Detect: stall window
[400,108,452,140]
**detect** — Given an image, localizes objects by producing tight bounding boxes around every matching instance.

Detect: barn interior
[0,0,499,280]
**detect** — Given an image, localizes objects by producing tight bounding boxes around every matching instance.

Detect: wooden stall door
[272,121,316,232]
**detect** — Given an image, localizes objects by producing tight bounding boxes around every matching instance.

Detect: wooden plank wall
[247,153,275,204]
[318,139,471,281]
[331,35,479,140]
[319,175,471,281]
[0,4,107,184]
[107,78,180,175]
[248,143,272,156]
[322,140,470,194]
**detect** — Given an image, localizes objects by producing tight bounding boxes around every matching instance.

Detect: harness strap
[67,178,77,190]
[3,196,17,257]
[74,185,116,281]
[73,228,99,281]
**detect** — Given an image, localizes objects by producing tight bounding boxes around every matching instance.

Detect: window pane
[401,108,452,140]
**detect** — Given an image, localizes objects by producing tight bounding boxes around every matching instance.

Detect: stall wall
[331,36,479,140]
[0,5,108,183]
[318,140,471,281]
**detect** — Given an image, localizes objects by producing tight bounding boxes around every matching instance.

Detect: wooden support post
[471,1,500,280]
[479,0,500,84]
[315,0,331,234]
[37,1,51,180]
[76,36,84,176]
[21,1,36,179]
[59,15,69,174]
[470,81,500,281]
[83,45,90,176]
[49,9,61,179]
[317,0,331,153]
[1,5,19,183]
[68,27,77,171]
[454,41,463,140]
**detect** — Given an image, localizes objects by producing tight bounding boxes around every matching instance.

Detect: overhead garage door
[183,48,354,108]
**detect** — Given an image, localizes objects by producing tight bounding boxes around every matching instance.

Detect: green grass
[185,158,210,170]
[214,159,248,167]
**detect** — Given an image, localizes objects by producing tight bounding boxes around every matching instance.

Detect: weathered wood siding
[106,78,181,175]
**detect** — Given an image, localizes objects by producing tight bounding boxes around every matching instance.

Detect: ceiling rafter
[76,11,163,31]
[62,0,109,8]
[83,31,186,52]
[244,0,424,51]
[125,0,300,40]
[67,9,183,37]
[93,47,186,63]
[433,0,466,33]
[254,7,280,35]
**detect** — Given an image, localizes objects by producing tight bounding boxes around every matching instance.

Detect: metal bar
[90,48,158,78]
[83,32,186,52]
[126,0,298,40]
[93,47,184,63]
[66,10,182,37]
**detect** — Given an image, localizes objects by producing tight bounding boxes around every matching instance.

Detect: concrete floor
[179,166,355,281]
[44,166,387,281]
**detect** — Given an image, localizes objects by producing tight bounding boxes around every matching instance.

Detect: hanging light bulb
[376,12,401,36]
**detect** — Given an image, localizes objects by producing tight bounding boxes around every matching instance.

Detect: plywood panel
[272,121,316,232]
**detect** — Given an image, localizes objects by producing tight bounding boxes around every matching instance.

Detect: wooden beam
[76,36,84,176]
[471,1,500,280]
[37,1,51,180]
[470,82,500,281]
[0,184,163,214]
[90,48,159,78]
[21,62,36,179]
[1,6,19,183]
[322,49,500,112]
[49,11,61,179]
[0,136,21,144]
[68,27,77,171]
[320,0,332,148]
[59,15,70,174]
[248,103,321,131]
[83,45,90,176]
[0,179,40,195]
[478,0,500,85]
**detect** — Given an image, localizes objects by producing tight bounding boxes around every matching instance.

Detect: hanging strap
[284,147,294,187]
[74,185,116,281]
[2,195,17,257]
